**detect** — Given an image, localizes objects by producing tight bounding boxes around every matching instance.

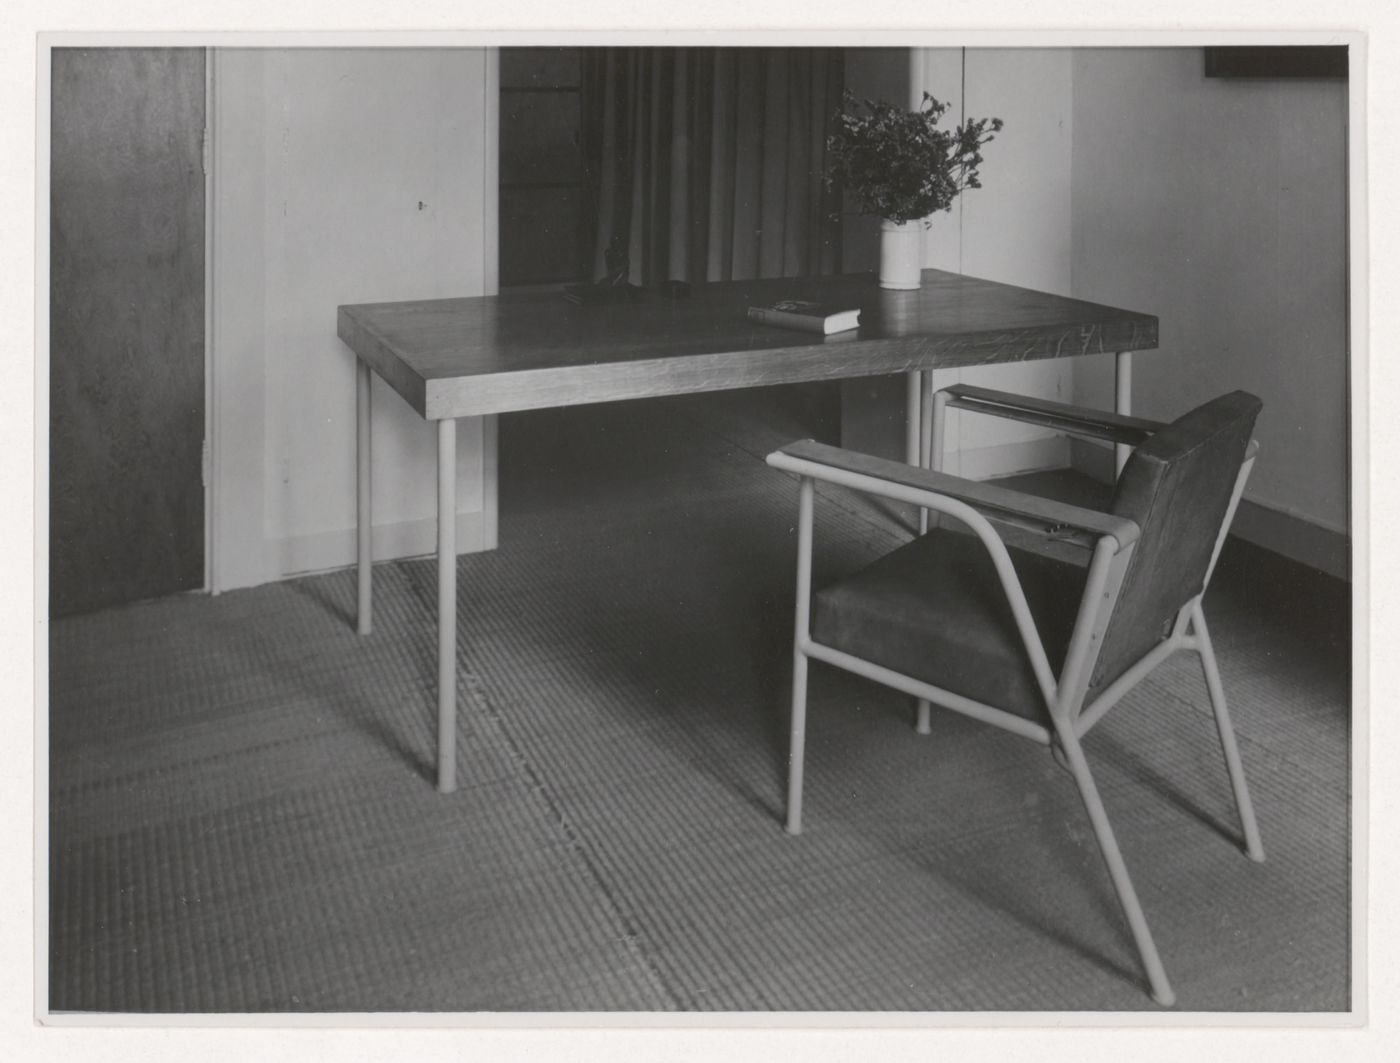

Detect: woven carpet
[47,385,1351,1013]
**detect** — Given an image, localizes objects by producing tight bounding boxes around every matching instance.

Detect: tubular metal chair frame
[766,384,1264,1008]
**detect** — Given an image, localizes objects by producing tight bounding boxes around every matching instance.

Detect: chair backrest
[1088,390,1262,694]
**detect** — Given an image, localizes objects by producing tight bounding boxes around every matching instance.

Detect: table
[337,269,1158,792]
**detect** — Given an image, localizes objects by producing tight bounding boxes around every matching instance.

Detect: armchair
[766,385,1264,1007]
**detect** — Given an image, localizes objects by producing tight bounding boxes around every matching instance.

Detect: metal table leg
[356,360,373,635]
[1115,350,1132,475]
[906,368,933,735]
[437,417,458,793]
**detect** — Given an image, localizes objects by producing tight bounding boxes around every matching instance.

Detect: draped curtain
[579,47,844,285]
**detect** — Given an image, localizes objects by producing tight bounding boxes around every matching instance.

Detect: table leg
[905,370,924,533]
[356,360,372,635]
[905,370,923,468]
[918,371,935,534]
[907,368,933,733]
[437,417,458,794]
[1115,351,1132,475]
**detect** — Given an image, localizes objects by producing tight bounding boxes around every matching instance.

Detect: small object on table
[562,233,642,305]
[747,299,861,335]
[562,282,641,305]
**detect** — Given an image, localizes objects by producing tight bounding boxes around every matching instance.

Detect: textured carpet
[47,385,1351,1013]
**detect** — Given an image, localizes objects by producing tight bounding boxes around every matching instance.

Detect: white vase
[878,219,923,290]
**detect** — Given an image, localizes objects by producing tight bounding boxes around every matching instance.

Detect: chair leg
[787,476,815,835]
[1191,603,1265,862]
[786,649,809,835]
[1055,725,1176,1007]
[915,699,932,735]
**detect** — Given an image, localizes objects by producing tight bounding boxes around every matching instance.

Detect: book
[747,299,861,335]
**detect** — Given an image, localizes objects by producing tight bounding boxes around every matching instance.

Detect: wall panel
[1070,48,1349,573]
[49,47,206,616]
[212,48,495,592]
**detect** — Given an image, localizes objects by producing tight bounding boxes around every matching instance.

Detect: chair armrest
[767,439,1141,550]
[941,384,1166,447]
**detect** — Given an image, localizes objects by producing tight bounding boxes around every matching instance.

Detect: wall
[841,47,1076,476]
[844,46,1350,577]
[49,48,207,615]
[930,47,1076,477]
[1070,48,1349,576]
[211,48,497,592]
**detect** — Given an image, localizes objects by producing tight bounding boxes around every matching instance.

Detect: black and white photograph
[13,2,1395,1060]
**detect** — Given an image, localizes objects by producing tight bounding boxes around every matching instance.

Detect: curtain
[579,47,844,285]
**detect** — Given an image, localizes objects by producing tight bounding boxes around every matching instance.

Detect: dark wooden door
[49,48,206,617]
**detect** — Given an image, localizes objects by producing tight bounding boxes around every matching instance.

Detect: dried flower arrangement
[825,92,1004,225]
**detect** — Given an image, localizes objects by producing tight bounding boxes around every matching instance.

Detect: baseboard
[1070,439,1350,582]
[946,436,1071,481]
[276,510,493,579]
[839,375,1070,480]
[1227,499,1350,582]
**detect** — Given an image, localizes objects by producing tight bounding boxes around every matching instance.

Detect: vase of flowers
[826,91,1003,289]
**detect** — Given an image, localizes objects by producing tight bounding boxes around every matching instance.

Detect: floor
[46,384,1352,1014]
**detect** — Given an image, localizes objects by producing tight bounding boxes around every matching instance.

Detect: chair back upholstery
[1089,391,1262,694]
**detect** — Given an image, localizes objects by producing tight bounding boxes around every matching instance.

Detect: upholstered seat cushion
[810,527,1089,721]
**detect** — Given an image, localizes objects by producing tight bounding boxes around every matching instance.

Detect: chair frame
[766,383,1264,1008]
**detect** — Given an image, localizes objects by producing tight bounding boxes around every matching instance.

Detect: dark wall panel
[500,92,582,185]
[499,185,586,284]
[50,48,206,616]
[500,47,581,89]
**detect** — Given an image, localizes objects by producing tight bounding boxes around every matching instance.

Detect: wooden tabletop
[337,269,1158,421]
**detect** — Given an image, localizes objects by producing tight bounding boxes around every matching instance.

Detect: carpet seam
[395,557,683,1010]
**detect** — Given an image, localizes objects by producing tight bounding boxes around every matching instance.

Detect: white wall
[845,46,1350,576]
[923,48,1076,478]
[1070,48,1349,575]
[841,47,1076,477]
[211,48,497,592]
[205,46,1349,589]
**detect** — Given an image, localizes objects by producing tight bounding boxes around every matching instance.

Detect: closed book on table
[747,300,861,335]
